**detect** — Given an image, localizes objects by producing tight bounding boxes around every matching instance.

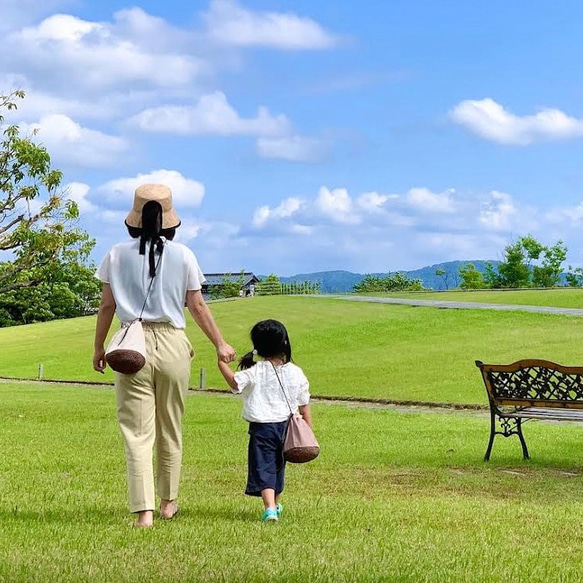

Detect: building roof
[203,272,259,286]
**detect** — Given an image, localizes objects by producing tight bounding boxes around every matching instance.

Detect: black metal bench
[475,359,583,461]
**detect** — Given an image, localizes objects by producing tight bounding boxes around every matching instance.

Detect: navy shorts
[246,421,288,497]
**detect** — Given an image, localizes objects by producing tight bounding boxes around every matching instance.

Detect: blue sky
[4,0,583,275]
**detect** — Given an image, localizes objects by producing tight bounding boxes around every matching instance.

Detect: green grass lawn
[375,288,583,308]
[3,382,583,582]
[2,296,583,405]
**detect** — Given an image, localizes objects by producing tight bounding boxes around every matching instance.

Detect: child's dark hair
[126,201,176,277]
[239,319,292,370]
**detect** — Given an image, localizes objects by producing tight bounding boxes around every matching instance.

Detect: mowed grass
[2,296,583,404]
[378,288,583,308]
[4,382,583,582]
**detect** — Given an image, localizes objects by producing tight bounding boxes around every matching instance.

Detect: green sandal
[262,508,278,522]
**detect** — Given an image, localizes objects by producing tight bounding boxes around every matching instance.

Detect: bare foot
[160,499,179,519]
[135,510,154,528]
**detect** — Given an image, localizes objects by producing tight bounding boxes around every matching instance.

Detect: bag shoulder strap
[137,248,163,321]
[270,362,294,416]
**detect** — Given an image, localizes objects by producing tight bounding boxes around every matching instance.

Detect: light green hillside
[1,295,583,404]
[377,288,583,308]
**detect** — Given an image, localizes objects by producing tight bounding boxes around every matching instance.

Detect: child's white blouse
[233,361,310,423]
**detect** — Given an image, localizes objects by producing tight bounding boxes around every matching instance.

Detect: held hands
[93,348,107,374]
[217,342,236,364]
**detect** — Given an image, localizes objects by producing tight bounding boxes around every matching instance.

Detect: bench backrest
[476,359,583,409]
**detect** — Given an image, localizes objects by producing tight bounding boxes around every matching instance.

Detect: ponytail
[238,350,256,370]
[139,200,164,277]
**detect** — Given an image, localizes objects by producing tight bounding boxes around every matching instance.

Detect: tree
[485,236,568,289]
[483,261,498,288]
[565,266,583,287]
[435,268,449,290]
[0,90,84,295]
[353,272,423,293]
[210,272,245,300]
[0,232,100,326]
[257,274,281,295]
[532,240,567,287]
[496,241,531,288]
[459,263,486,290]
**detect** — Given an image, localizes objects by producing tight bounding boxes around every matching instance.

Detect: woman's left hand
[93,348,107,373]
[217,342,236,363]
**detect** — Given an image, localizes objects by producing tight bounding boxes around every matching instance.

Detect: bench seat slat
[502,407,583,422]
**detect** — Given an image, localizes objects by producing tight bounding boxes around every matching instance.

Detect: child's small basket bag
[271,363,320,463]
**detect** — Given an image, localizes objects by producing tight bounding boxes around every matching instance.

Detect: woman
[93,183,236,528]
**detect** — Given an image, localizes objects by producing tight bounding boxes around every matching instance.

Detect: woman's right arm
[93,284,116,373]
[186,290,236,363]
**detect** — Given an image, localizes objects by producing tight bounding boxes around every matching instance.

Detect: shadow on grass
[0,506,123,524]
[0,505,259,524]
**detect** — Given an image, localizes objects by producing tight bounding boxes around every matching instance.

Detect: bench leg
[517,418,530,460]
[484,408,496,461]
[485,410,530,461]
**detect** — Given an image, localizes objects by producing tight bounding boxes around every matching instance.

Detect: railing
[255,282,321,296]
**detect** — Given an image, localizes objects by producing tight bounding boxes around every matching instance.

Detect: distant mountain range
[262,260,499,294]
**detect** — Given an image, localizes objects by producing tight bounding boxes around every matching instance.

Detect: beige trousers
[115,322,193,513]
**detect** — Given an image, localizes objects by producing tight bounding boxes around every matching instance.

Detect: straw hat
[125,184,181,229]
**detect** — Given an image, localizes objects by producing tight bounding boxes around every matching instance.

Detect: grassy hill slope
[381,288,583,308]
[2,295,583,404]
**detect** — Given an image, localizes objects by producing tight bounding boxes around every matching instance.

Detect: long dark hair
[126,201,176,277]
[239,319,292,370]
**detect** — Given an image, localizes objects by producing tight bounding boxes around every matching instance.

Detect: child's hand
[217,358,238,391]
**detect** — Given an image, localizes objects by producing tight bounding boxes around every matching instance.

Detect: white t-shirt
[233,361,310,423]
[96,239,205,329]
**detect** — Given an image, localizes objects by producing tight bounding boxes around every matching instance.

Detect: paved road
[320,295,583,317]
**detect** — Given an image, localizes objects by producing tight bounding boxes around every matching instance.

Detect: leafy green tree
[566,266,583,287]
[435,268,449,290]
[0,90,86,294]
[496,241,531,288]
[353,272,423,293]
[459,263,486,290]
[210,272,245,299]
[483,262,499,288]
[532,240,567,287]
[0,234,100,326]
[353,274,384,293]
[257,273,281,295]
[486,236,567,289]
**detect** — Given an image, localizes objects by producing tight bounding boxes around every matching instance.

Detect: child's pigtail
[238,350,256,370]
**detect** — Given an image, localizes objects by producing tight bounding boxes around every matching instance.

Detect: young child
[218,319,312,522]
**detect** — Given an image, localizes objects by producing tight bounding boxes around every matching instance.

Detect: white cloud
[0,0,71,31]
[98,170,205,209]
[545,202,583,225]
[65,182,96,213]
[256,135,326,163]
[129,92,290,137]
[357,191,396,213]
[450,98,583,145]
[252,197,304,228]
[176,221,204,243]
[204,0,338,50]
[21,114,128,168]
[8,13,204,92]
[315,187,359,224]
[406,187,455,213]
[479,191,518,230]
